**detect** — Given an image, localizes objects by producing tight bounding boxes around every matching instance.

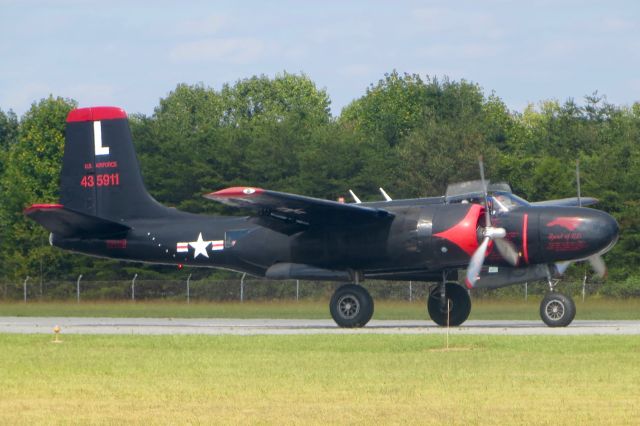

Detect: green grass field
[0,333,638,424]
[1,298,640,320]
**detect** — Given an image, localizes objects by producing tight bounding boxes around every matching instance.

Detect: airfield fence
[0,276,635,302]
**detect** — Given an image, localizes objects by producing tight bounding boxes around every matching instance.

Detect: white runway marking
[1,318,639,335]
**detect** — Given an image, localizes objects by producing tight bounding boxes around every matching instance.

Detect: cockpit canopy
[445,180,530,212]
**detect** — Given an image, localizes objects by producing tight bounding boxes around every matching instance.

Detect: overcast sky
[1,0,639,117]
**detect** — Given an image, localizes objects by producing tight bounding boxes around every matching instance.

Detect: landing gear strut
[427,282,471,326]
[539,278,576,327]
[329,284,374,328]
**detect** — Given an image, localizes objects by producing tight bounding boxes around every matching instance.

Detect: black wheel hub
[337,294,360,319]
[544,299,565,320]
[329,284,374,328]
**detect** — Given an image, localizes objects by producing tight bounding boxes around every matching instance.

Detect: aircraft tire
[427,283,471,326]
[329,284,374,328]
[540,292,576,327]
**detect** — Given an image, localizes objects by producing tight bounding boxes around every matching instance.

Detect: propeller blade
[588,255,607,278]
[495,238,519,266]
[478,156,491,227]
[576,159,582,208]
[465,237,490,288]
[555,256,606,278]
[555,261,572,275]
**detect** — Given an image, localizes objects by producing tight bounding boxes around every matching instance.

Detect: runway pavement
[1,317,640,335]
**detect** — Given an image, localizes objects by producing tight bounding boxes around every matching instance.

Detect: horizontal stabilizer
[24,204,130,238]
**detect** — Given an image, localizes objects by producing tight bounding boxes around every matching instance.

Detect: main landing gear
[329,284,374,328]
[328,278,575,328]
[328,280,473,328]
[539,279,576,327]
[427,282,472,326]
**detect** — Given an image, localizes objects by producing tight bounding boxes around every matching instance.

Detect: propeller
[588,255,607,278]
[466,157,519,288]
[555,255,607,279]
[556,256,606,277]
[554,160,607,279]
[576,159,582,208]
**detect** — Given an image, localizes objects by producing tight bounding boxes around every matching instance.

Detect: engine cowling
[490,206,619,265]
[384,203,484,270]
[387,203,618,271]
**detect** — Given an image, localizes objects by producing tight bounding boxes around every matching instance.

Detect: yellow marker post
[52,325,62,343]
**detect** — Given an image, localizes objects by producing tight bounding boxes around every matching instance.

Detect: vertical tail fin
[61,107,167,220]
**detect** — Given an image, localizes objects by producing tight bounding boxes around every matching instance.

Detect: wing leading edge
[530,197,598,207]
[204,187,395,234]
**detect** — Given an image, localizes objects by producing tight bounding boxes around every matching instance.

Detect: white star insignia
[189,232,211,258]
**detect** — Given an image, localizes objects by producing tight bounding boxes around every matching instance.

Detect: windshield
[490,191,530,211]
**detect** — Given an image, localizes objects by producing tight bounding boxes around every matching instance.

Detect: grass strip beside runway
[1,298,640,320]
[0,333,638,424]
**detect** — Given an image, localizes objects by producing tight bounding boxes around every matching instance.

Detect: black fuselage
[51,201,619,281]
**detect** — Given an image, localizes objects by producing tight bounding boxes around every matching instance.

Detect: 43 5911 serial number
[81,173,120,188]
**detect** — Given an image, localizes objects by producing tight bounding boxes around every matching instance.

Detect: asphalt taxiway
[1,317,640,335]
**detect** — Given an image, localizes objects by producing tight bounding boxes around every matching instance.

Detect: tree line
[1,71,638,293]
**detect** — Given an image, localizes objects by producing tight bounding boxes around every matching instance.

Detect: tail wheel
[540,293,576,327]
[329,284,374,328]
[427,283,471,326]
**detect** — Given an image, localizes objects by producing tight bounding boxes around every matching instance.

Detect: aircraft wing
[531,197,598,207]
[204,187,394,234]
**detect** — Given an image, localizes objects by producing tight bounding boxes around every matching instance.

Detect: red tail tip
[23,203,63,214]
[67,107,127,123]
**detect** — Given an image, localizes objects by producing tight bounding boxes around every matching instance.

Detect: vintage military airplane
[25,107,619,327]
